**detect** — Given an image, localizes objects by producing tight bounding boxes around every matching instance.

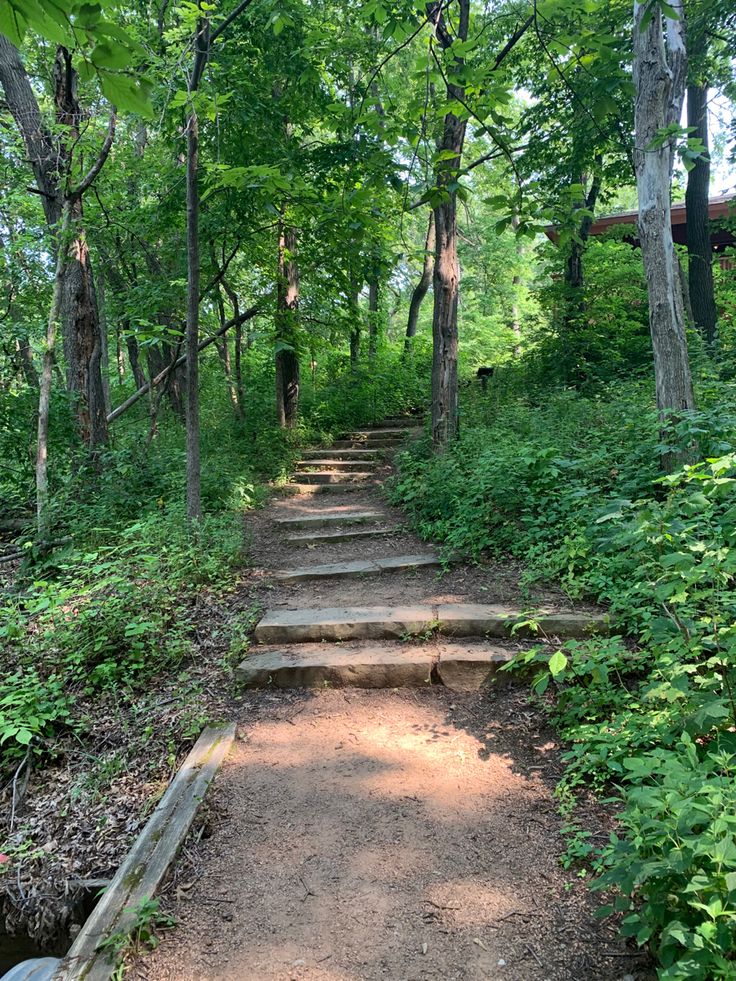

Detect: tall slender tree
[632,0,696,471]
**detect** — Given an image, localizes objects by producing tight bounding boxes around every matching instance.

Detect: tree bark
[275,221,300,428]
[95,269,112,416]
[15,334,38,387]
[685,79,717,347]
[216,285,241,415]
[405,211,435,347]
[428,0,469,450]
[126,332,146,389]
[564,166,602,292]
[37,204,71,536]
[185,91,202,521]
[633,0,696,472]
[511,213,522,357]
[221,278,245,417]
[368,276,379,358]
[0,38,110,450]
[349,270,361,366]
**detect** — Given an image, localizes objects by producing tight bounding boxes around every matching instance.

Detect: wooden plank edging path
[57,724,235,981]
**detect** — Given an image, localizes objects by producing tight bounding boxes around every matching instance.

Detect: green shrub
[392,380,736,979]
[596,734,736,980]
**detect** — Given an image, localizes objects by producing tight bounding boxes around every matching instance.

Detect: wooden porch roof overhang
[544,193,736,250]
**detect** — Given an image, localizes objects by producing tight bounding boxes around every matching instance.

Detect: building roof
[545,193,736,250]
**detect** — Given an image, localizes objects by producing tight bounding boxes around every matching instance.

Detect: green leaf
[549,649,568,677]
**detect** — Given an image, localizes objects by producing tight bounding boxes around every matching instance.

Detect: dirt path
[139,425,649,981]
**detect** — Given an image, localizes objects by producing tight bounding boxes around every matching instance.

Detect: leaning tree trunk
[685,79,717,348]
[429,0,469,450]
[633,0,696,472]
[405,211,435,349]
[275,221,300,429]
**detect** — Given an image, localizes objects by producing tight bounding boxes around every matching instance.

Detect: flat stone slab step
[331,438,402,449]
[285,527,395,545]
[302,448,380,460]
[296,458,377,469]
[254,604,608,644]
[272,553,440,582]
[235,641,513,690]
[279,483,370,495]
[236,643,433,688]
[290,471,375,485]
[375,417,424,428]
[274,510,385,529]
[347,428,421,440]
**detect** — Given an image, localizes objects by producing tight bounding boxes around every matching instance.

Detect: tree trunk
[54,47,108,450]
[428,0,469,450]
[15,334,38,387]
[96,269,112,416]
[126,331,146,389]
[405,211,435,348]
[185,96,202,521]
[368,276,379,358]
[563,162,602,328]
[685,79,717,347]
[511,213,522,357]
[0,38,109,449]
[116,323,126,384]
[275,221,300,428]
[633,0,696,472]
[349,271,361,366]
[222,279,245,418]
[37,204,71,536]
[216,286,241,415]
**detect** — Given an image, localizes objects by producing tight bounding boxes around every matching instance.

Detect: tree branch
[107,304,259,423]
[69,111,116,201]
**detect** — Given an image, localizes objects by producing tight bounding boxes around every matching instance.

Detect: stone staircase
[237,417,607,690]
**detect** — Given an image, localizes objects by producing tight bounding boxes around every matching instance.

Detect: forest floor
[129,437,652,981]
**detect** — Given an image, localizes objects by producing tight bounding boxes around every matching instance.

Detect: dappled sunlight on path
[144,689,634,981]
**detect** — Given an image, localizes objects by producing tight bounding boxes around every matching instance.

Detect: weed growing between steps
[390,379,736,980]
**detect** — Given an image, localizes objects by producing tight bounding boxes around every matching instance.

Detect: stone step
[285,527,395,546]
[376,417,424,428]
[235,641,513,690]
[254,604,608,644]
[302,448,380,460]
[347,428,421,440]
[290,470,375,485]
[274,511,385,529]
[279,482,369,496]
[272,553,440,583]
[296,459,377,470]
[331,438,402,449]
[236,643,434,688]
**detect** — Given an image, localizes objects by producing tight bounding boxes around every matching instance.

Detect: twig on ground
[9,750,31,831]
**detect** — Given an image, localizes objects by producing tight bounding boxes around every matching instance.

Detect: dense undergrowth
[391,375,736,980]
[0,344,430,770]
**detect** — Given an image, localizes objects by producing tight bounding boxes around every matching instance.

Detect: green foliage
[392,378,736,980]
[0,670,70,756]
[596,734,736,980]
[98,896,176,963]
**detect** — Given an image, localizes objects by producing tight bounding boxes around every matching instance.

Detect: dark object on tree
[476,366,494,391]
